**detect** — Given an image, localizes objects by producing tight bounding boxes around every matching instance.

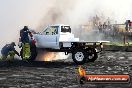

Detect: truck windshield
[61,26,71,33]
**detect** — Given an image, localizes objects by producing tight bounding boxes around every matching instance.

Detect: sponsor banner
[84,74,130,83]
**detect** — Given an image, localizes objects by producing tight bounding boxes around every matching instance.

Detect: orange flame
[36,50,69,61]
[43,52,55,61]
[78,66,86,76]
[36,51,56,61]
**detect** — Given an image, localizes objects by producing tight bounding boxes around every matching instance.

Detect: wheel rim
[75,52,84,61]
[89,54,95,60]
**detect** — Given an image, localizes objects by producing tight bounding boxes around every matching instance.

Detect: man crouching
[1,42,19,60]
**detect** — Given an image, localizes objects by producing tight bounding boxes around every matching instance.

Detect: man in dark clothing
[1,42,19,60]
[19,26,33,60]
[19,26,37,61]
[20,26,33,43]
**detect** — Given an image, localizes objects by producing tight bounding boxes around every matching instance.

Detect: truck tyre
[29,44,37,61]
[87,48,98,62]
[72,49,87,65]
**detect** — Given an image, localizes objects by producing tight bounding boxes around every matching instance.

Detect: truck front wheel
[72,49,87,65]
[29,44,37,61]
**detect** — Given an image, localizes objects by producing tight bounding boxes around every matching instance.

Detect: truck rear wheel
[87,48,98,62]
[72,49,87,65]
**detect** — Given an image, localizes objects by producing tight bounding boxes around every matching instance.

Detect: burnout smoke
[0,0,132,60]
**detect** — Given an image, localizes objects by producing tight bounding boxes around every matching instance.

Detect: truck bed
[60,40,110,43]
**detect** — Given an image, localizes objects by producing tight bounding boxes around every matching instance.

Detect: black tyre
[72,49,87,65]
[87,48,98,62]
[29,44,37,61]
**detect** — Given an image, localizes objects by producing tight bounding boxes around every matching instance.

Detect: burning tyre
[72,49,87,65]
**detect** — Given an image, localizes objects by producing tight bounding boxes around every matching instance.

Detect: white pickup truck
[33,24,108,64]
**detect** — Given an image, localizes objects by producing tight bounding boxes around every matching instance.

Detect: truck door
[36,26,59,49]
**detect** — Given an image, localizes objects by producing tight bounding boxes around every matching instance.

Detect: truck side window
[61,26,71,33]
[42,26,58,35]
[43,27,51,35]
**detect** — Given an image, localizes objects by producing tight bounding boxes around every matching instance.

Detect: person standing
[19,26,33,60]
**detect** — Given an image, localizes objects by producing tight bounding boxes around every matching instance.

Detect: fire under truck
[33,24,109,65]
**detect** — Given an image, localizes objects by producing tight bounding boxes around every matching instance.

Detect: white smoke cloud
[37,0,132,32]
[0,0,132,53]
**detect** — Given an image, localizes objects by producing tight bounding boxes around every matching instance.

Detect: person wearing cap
[1,42,19,60]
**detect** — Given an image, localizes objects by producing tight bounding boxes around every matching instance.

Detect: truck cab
[34,24,79,49]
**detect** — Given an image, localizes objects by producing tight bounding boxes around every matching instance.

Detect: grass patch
[104,42,132,46]
[104,42,124,46]
[127,42,132,46]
